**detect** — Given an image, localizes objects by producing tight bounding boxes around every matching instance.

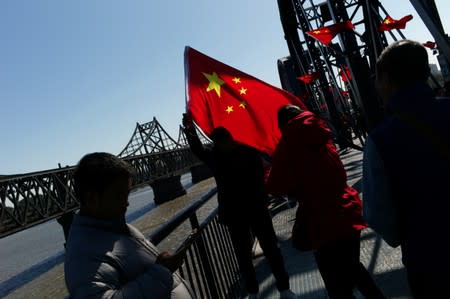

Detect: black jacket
[185,129,268,225]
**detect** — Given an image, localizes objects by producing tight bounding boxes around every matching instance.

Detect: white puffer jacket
[64,215,189,299]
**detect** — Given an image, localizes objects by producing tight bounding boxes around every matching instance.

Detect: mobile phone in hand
[175,229,198,254]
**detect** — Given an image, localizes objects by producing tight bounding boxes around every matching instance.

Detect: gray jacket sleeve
[67,256,173,299]
[362,136,401,247]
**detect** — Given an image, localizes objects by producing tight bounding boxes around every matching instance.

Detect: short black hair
[376,40,430,87]
[74,152,134,204]
[277,105,303,129]
[210,126,233,143]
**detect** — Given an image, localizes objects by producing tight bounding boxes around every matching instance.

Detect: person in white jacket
[64,152,193,299]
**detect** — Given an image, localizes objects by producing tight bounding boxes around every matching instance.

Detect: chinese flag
[297,72,320,84]
[306,21,355,46]
[185,46,306,156]
[423,41,436,49]
[339,65,352,82]
[378,15,413,32]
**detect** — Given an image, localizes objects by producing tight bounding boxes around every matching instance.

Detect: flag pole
[184,46,190,113]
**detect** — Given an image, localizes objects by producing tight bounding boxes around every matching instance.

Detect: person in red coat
[266,105,385,299]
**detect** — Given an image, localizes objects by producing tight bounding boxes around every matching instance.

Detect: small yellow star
[232,77,241,84]
[202,72,225,97]
[239,87,247,95]
[239,101,247,109]
[225,106,234,114]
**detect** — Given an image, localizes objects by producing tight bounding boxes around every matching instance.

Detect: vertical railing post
[189,213,220,299]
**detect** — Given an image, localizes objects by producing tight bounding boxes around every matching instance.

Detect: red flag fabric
[185,46,307,156]
[378,15,413,32]
[306,21,355,46]
[339,65,352,82]
[297,72,320,84]
[423,41,436,49]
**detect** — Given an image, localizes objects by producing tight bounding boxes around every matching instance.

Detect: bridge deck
[250,147,412,298]
[4,148,413,298]
[254,202,411,298]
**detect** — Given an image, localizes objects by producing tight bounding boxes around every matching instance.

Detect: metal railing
[149,187,243,299]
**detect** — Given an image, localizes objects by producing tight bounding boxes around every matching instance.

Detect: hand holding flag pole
[182,112,195,131]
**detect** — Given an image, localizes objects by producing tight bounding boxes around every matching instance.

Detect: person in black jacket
[182,113,296,299]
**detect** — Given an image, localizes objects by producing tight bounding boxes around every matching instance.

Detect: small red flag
[339,65,352,82]
[423,41,436,49]
[306,21,355,46]
[341,90,350,97]
[185,47,307,156]
[297,72,320,84]
[378,15,413,32]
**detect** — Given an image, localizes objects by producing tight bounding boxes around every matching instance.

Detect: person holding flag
[183,47,301,299]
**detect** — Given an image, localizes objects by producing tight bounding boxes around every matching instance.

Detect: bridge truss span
[277,0,448,142]
[1,118,211,238]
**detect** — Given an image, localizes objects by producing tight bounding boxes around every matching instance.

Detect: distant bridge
[0,118,212,238]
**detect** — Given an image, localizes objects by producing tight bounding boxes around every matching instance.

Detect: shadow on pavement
[250,208,412,299]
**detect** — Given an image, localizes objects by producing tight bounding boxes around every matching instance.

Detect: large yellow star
[239,101,247,109]
[232,77,241,84]
[202,72,225,97]
[239,87,247,95]
[225,105,234,114]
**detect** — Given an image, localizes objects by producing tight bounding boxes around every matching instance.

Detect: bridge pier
[190,164,213,184]
[150,175,186,205]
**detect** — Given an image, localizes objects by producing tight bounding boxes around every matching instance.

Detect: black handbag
[291,205,313,251]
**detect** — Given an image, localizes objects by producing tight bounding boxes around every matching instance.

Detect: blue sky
[1,0,449,174]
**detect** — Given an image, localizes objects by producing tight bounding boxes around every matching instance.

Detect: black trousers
[228,208,290,294]
[314,232,385,299]
[407,269,450,299]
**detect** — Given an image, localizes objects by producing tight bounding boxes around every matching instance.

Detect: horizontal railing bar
[149,186,217,245]
[0,167,75,182]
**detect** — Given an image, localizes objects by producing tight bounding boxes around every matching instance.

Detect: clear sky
[1,0,449,174]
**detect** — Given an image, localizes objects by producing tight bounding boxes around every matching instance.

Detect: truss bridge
[0,118,212,238]
[277,0,450,148]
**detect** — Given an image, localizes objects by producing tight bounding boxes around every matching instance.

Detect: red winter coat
[266,111,366,250]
